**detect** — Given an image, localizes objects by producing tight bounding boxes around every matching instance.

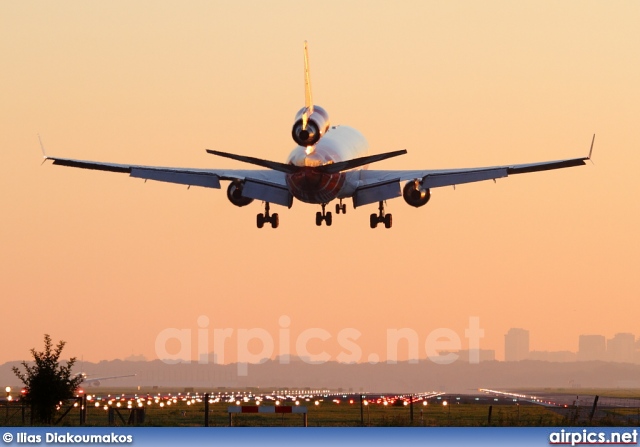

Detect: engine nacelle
[403,180,431,207]
[227,180,254,207]
[291,105,330,146]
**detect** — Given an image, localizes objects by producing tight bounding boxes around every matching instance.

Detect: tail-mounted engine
[403,179,431,207]
[291,105,330,147]
[227,180,254,207]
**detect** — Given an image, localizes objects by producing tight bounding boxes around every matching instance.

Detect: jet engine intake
[403,180,431,207]
[227,180,254,207]
[291,106,330,146]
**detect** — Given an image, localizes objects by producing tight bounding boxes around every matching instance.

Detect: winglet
[38,134,50,165]
[588,134,595,161]
[38,134,48,159]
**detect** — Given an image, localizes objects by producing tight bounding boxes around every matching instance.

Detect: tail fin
[302,41,313,129]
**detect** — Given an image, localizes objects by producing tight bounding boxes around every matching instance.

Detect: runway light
[315,401,320,406]
[423,401,427,406]
[442,401,448,406]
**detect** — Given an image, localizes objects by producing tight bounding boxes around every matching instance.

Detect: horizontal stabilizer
[206,150,298,174]
[316,149,407,174]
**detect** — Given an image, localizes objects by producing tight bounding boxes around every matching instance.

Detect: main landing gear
[335,199,347,214]
[316,203,332,226]
[257,202,279,229]
[370,201,392,229]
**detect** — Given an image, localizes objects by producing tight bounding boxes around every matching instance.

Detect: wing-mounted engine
[227,180,254,207]
[291,105,330,147]
[403,179,431,207]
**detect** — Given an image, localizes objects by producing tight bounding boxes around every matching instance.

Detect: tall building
[504,328,530,361]
[607,333,635,363]
[577,335,606,361]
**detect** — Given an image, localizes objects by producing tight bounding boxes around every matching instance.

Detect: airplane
[42,42,593,229]
[75,372,136,387]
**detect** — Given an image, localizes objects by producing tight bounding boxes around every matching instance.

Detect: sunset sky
[1,1,638,367]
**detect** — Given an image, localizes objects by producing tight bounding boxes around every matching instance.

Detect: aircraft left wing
[350,142,593,208]
[356,135,594,191]
[44,156,292,206]
[358,155,589,188]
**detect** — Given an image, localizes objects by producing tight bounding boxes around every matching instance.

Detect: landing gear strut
[335,199,347,214]
[370,201,392,229]
[257,202,279,229]
[315,203,332,226]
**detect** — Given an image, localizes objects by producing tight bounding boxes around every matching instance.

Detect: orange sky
[1,1,639,366]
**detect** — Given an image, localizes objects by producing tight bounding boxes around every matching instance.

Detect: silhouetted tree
[12,334,83,424]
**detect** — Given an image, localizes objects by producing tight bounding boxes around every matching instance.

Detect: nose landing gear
[370,201,392,229]
[257,202,279,229]
[335,199,347,214]
[316,203,333,226]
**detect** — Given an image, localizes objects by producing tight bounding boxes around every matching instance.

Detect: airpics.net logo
[154,316,485,376]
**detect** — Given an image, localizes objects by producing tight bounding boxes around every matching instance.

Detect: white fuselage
[284,125,369,203]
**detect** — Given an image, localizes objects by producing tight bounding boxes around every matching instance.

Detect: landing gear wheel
[370,214,378,229]
[315,204,334,227]
[384,213,392,229]
[341,203,347,214]
[257,202,279,229]
[335,204,341,214]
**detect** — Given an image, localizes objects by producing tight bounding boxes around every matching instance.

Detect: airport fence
[2,394,640,427]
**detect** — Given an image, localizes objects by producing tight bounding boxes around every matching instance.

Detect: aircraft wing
[45,156,293,207]
[358,155,589,187]
[350,154,590,208]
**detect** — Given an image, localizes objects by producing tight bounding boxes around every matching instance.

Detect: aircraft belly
[286,170,346,204]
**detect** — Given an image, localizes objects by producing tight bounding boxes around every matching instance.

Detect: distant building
[607,333,635,363]
[578,335,606,361]
[504,328,530,361]
[528,350,577,362]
